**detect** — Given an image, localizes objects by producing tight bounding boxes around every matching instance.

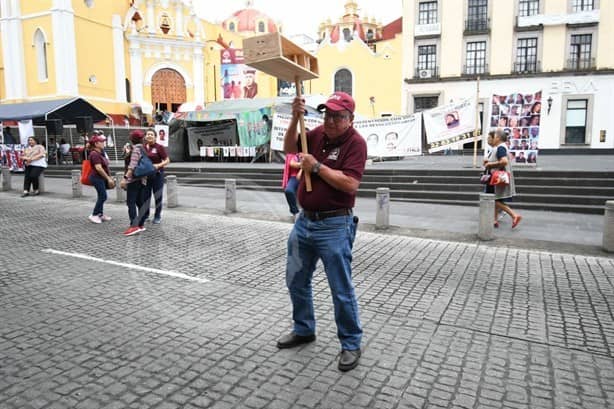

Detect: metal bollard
[166,174,178,208]
[375,187,390,229]
[1,168,11,191]
[115,172,125,203]
[38,172,45,193]
[71,169,82,198]
[478,193,495,240]
[225,179,236,213]
[603,201,614,253]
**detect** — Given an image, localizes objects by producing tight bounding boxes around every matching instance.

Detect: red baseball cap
[317,92,355,113]
[90,135,106,143]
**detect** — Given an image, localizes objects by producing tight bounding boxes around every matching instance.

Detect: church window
[334,69,352,95]
[343,28,352,42]
[34,29,48,82]
[228,22,236,32]
[258,21,266,33]
[84,0,94,8]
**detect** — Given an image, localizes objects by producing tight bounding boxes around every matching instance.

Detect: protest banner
[423,98,477,153]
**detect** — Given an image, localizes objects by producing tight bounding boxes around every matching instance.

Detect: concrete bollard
[1,168,11,191]
[71,170,82,198]
[603,201,614,253]
[478,193,495,240]
[375,187,390,229]
[166,174,178,208]
[225,179,236,213]
[38,172,45,193]
[115,172,125,203]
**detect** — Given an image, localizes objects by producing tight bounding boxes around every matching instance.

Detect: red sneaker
[123,226,141,236]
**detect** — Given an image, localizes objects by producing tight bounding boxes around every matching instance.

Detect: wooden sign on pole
[243,33,319,192]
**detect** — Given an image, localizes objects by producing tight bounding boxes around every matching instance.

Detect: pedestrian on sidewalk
[21,137,47,197]
[282,152,301,220]
[484,128,522,228]
[119,130,150,236]
[87,134,115,224]
[278,92,367,372]
[142,129,170,224]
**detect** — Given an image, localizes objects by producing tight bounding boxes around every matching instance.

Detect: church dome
[222,0,279,35]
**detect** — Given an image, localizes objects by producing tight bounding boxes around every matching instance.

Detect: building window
[258,21,265,33]
[572,0,594,12]
[418,1,438,24]
[565,99,588,144]
[569,34,593,69]
[334,69,352,95]
[468,0,488,21]
[515,37,538,72]
[228,22,236,32]
[417,45,437,69]
[84,0,94,7]
[414,96,439,112]
[34,29,48,82]
[518,0,539,16]
[465,41,486,75]
[343,28,352,42]
[366,29,374,41]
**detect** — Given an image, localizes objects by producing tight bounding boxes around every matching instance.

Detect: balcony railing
[462,63,489,76]
[464,17,490,34]
[413,66,439,79]
[566,57,596,71]
[512,60,541,74]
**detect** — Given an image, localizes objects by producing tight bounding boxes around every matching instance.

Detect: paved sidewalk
[1,193,613,409]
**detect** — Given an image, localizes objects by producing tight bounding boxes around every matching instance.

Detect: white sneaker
[100,215,112,222]
[88,215,102,224]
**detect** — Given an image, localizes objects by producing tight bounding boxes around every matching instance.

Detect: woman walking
[21,136,47,197]
[484,129,522,228]
[87,134,115,223]
[119,130,150,236]
[143,129,170,224]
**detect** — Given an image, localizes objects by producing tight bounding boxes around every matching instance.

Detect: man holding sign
[278,92,366,372]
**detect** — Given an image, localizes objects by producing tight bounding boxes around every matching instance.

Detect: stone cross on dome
[246,0,254,8]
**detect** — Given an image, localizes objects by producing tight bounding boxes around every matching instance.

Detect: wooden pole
[295,75,312,192]
[472,76,481,168]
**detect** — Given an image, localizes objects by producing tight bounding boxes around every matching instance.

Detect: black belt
[303,208,352,221]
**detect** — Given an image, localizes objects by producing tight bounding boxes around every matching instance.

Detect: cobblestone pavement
[1,195,614,409]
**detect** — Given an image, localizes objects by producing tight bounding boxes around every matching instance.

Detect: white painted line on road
[42,249,209,284]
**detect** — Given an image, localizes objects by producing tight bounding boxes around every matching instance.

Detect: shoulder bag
[133,146,156,178]
[489,169,510,186]
[80,159,93,185]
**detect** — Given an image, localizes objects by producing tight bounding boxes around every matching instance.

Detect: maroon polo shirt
[88,150,110,178]
[143,143,168,165]
[297,125,367,211]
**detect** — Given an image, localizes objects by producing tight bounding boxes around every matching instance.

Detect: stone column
[115,172,125,202]
[375,187,390,229]
[478,193,495,241]
[38,172,45,193]
[603,201,614,253]
[71,169,82,197]
[166,174,178,208]
[1,168,11,191]
[225,179,236,213]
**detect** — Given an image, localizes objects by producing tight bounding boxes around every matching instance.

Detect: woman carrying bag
[119,130,150,236]
[142,129,170,224]
[21,136,47,197]
[87,134,115,223]
[484,128,522,229]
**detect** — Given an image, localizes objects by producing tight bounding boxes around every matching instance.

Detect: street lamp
[547,96,553,114]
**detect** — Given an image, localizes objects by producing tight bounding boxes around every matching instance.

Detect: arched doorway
[151,68,186,113]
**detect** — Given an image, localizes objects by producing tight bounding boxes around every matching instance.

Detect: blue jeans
[286,213,361,350]
[126,181,149,227]
[284,176,299,215]
[89,174,107,216]
[145,170,164,220]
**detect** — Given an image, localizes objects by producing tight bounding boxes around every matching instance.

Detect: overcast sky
[193,0,403,38]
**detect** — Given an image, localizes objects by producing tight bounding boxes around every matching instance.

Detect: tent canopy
[0,97,107,124]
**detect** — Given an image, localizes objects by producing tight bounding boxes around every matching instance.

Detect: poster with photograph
[489,90,541,165]
[270,113,323,151]
[220,48,258,100]
[154,124,169,147]
[355,114,422,157]
[423,97,478,153]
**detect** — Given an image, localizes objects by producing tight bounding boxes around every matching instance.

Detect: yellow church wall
[20,1,52,15]
[312,38,402,118]
[21,16,56,98]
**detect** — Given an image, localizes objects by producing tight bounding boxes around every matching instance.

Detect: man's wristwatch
[312,161,322,174]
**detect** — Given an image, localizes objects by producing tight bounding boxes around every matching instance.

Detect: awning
[0,97,107,124]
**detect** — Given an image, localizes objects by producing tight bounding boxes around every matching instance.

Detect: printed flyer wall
[154,125,169,147]
[489,90,542,165]
[423,98,477,153]
[355,115,422,157]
